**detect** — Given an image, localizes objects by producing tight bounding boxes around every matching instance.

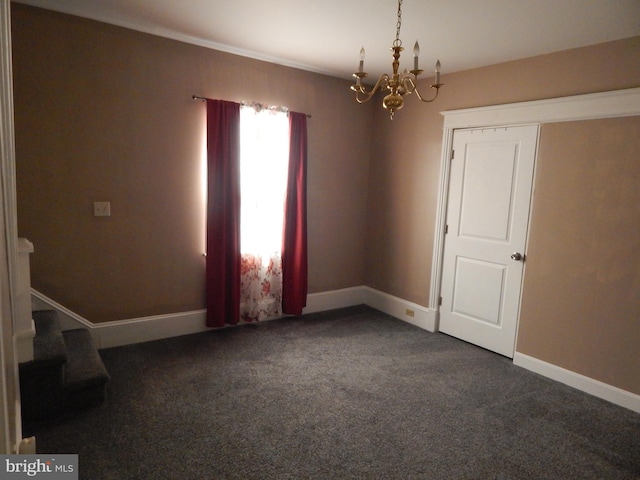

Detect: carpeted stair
[19,310,110,421]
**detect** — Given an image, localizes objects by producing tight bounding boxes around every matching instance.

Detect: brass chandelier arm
[403,76,444,103]
[414,84,441,103]
[351,73,390,104]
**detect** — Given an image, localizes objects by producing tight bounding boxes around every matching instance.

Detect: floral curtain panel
[240,253,282,322]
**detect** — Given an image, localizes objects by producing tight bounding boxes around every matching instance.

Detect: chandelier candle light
[351,0,443,119]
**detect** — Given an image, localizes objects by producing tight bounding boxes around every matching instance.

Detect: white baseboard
[31,285,437,348]
[303,286,368,314]
[94,310,209,349]
[32,287,372,349]
[513,352,640,414]
[32,289,208,349]
[304,286,437,331]
[99,287,373,348]
[364,287,437,332]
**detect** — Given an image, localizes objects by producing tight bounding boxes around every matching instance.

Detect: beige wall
[11,4,373,322]
[518,117,640,394]
[366,37,640,394]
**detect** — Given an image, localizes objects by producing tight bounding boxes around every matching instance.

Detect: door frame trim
[0,0,21,452]
[429,87,640,330]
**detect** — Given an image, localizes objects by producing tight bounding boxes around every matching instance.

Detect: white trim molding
[32,287,373,349]
[31,286,439,349]
[442,87,640,129]
[32,289,207,349]
[31,289,93,331]
[302,286,368,315]
[364,287,436,332]
[12,2,339,79]
[304,286,437,332]
[0,0,24,453]
[94,310,208,349]
[514,353,640,414]
[15,238,35,362]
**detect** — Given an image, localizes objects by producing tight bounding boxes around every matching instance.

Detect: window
[205,99,307,328]
[238,106,290,321]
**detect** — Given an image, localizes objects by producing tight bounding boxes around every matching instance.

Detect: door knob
[510,252,524,261]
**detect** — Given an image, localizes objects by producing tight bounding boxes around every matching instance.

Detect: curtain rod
[192,95,311,118]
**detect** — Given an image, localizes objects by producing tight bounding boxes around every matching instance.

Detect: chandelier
[350,0,443,119]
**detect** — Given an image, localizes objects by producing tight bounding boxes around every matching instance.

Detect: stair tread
[62,329,110,392]
[30,310,67,366]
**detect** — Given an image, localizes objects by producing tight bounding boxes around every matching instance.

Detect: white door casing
[439,125,538,357]
[0,0,21,453]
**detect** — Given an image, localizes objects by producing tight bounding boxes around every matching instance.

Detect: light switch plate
[93,201,111,217]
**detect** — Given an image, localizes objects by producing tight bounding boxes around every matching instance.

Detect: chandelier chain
[393,0,403,47]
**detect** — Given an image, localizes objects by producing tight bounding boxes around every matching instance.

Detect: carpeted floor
[29,305,640,479]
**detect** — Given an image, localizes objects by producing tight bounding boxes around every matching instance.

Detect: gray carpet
[30,305,640,479]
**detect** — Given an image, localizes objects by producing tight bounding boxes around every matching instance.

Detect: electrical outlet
[93,201,111,217]
[405,308,415,317]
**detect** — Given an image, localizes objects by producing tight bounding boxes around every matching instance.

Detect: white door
[439,125,538,357]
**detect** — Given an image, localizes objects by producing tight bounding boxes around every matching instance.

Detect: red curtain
[281,112,308,315]
[206,100,241,327]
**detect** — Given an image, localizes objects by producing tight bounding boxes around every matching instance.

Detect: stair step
[30,310,67,367]
[20,311,110,423]
[19,311,67,419]
[62,329,110,392]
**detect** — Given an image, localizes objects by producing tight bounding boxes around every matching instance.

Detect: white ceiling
[13,0,640,81]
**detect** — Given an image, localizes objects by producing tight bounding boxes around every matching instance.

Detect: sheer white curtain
[239,106,290,321]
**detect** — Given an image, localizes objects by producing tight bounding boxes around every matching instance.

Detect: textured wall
[518,117,640,394]
[12,4,373,322]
